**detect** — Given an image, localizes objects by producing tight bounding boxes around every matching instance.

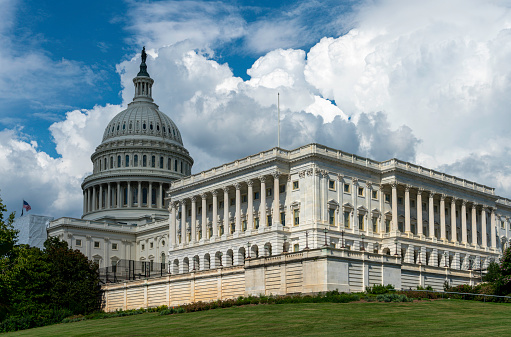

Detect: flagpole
[277,92,280,148]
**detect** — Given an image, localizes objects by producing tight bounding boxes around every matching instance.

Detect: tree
[0,194,17,257]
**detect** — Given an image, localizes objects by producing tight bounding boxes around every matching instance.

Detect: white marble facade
[166,144,509,275]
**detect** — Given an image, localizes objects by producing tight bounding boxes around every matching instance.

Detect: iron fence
[99,259,170,284]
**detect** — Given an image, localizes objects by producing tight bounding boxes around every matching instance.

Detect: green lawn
[7,300,511,336]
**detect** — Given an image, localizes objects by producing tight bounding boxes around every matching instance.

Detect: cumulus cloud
[6,0,511,220]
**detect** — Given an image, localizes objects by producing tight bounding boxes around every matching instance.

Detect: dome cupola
[81,48,193,223]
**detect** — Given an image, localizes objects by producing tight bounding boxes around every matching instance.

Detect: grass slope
[7,300,511,336]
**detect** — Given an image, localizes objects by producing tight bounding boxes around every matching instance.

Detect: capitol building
[47,50,510,310]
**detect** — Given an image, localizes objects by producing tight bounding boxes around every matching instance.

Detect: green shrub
[366,284,395,294]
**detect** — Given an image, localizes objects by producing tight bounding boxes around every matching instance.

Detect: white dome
[102,101,183,146]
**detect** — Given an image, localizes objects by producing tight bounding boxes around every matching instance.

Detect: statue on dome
[141,46,147,63]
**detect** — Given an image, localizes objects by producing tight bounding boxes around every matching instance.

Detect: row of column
[390,182,497,249]
[83,181,165,214]
[169,173,283,246]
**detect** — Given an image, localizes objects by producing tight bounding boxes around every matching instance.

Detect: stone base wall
[102,248,480,311]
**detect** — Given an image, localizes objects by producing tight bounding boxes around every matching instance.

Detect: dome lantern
[133,47,154,103]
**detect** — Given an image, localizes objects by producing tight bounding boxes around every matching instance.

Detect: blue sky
[2,0,511,218]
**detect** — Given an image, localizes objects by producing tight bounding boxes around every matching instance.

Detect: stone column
[260,177,267,228]
[417,189,423,236]
[107,183,111,209]
[138,181,142,207]
[99,185,103,210]
[181,200,187,244]
[191,197,196,243]
[451,198,457,243]
[223,187,229,234]
[491,208,497,249]
[169,202,176,247]
[148,182,153,207]
[212,190,218,238]
[235,183,241,232]
[391,182,398,232]
[440,195,446,240]
[91,186,96,212]
[158,183,163,209]
[471,205,477,246]
[428,192,435,238]
[127,182,132,207]
[247,180,254,230]
[116,182,121,208]
[83,190,87,214]
[482,207,488,248]
[405,185,411,233]
[461,200,467,244]
[201,193,207,240]
[273,172,280,227]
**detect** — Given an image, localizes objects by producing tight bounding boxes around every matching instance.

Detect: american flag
[23,200,31,212]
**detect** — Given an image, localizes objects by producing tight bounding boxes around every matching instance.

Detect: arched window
[150,123,153,130]
[156,124,160,131]
[117,155,121,168]
[125,155,129,167]
[134,155,138,167]
[104,158,107,170]
[180,161,183,173]
[151,156,156,168]
[110,157,113,169]
[161,252,165,264]
[174,159,178,171]
[143,123,146,130]
[143,155,147,167]
[159,156,163,169]
[168,158,171,170]
[123,123,126,130]
[117,124,120,130]
[129,122,132,130]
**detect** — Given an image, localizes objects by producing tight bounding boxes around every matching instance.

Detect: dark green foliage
[0,197,102,333]
[483,261,501,283]
[366,284,395,294]
[0,194,17,258]
[376,294,411,302]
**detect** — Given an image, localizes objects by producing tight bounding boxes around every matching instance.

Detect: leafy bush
[366,284,395,294]
[0,308,73,333]
[376,294,411,303]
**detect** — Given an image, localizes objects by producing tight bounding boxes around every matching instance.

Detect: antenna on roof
[277,92,280,148]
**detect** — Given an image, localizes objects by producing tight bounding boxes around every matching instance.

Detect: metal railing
[99,259,169,284]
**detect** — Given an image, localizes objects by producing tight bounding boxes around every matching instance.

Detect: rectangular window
[94,241,100,249]
[358,187,364,197]
[279,184,285,193]
[344,183,350,193]
[255,217,260,229]
[372,190,378,200]
[208,204,212,211]
[266,188,272,197]
[501,221,505,228]
[293,244,300,252]
[159,156,163,169]
[293,209,300,226]
[254,191,260,200]
[372,217,378,233]
[75,239,82,247]
[141,244,145,250]
[112,243,118,250]
[398,197,403,205]
[242,220,247,231]
[344,211,350,228]
[198,206,202,215]
[220,225,224,235]
[150,242,153,249]
[434,205,438,213]
[151,156,155,168]
[267,215,272,226]
[398,221,404,232]
[230,223,235,234]
[358,214,364,230]
[125,155,130,167]
[329,180,335,190]
[230,198,235,206]
[241,195,247,203]
[385,219,391,233]
[280,212,285,226]
[293,181,299,190]
[411,200,416,208]
[385,194,391,203]
[329,209,335,226]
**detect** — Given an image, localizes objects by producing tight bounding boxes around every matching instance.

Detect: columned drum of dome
[81,48,193,222]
